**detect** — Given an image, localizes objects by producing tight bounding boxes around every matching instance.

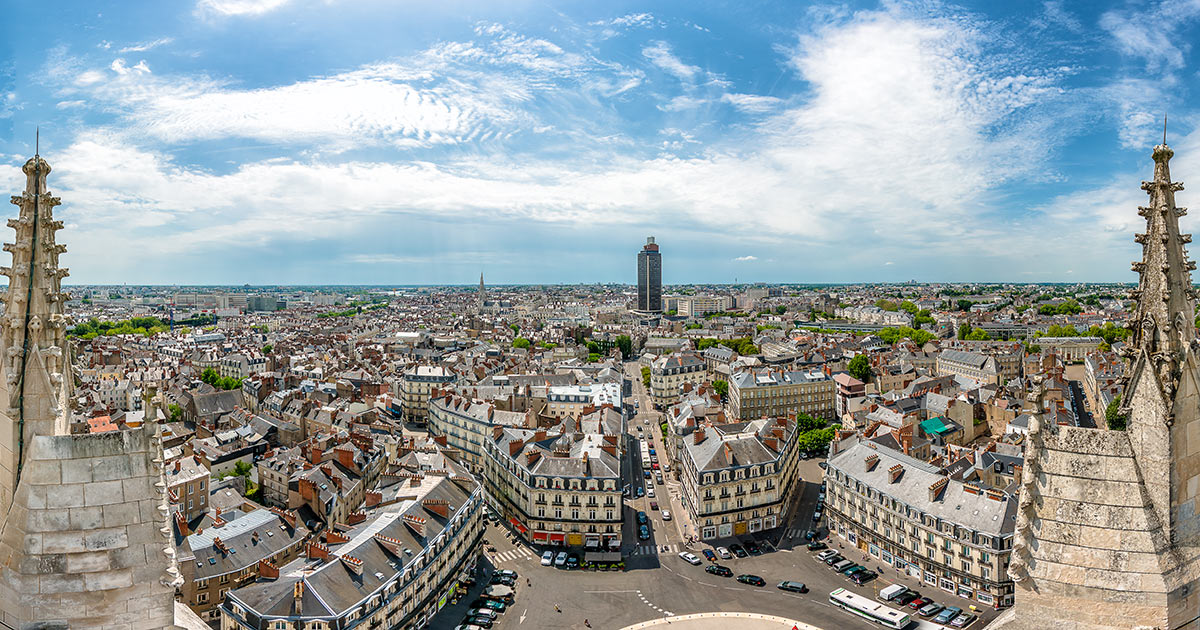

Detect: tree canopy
[877,326,936,345]
[847,355,871,382]
[200,367,242,391]
[69,316,169,339]
[512,338,531,349]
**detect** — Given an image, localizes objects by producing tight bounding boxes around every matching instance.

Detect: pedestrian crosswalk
[629,544,678,555]
[785,527,806,539]
[490,547,535,564]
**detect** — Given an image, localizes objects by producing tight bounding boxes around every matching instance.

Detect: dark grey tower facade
[637,236,662,312]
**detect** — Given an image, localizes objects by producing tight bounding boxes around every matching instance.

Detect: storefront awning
[532,531,548,542]
[549,533,566,543]
[509,517,528,534]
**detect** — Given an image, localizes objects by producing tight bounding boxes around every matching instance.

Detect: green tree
[615,335,633,357]
[898,300,919,315]
[512,338,531,349]
[957,323,972,340]
[1106,395,1128,431]
[847,354,871,382]
[775,305,787,315]
[878,326,936,345]
[875,299,899,311]
[586,340,601,354]
[168,404,183,422]
[712,380,729,399]
[796,412,827,433]
[957,299,974,312]
[641,366,651,387]
[261,344,273,354]
[510,323,520,334]
[796,426,839,454]
[965,327,991,340]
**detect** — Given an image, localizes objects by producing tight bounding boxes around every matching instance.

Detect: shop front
[548,533,566,546]
[532,531,548,543]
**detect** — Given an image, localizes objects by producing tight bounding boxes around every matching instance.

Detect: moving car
[647,486,656,498]
[705,564,733,577]
[702,549,717,562]
[541,551,554,566]
[736,574,766,587]
[879,585,908,602]
[716,547,732,559]
[649,501,659,510]
[655,473,664,484]
[662,510,672,521]
[730,544,747,558]
[636,487,645,497]
[555,552,568,567]
[918,603,945,618]
[678,551,702,565]
[638,525,650,540]
[777,581,808,593]
[951,613,977,627]
[643,471,652,479]
[804,529,818,541]
[636,511,648,525]
[934,607,964,624]
[806,541,827,551]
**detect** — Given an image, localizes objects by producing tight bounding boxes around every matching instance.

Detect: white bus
[640,443,651,470]
[829,588,912,629]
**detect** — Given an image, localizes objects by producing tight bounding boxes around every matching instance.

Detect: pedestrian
[527,578,531,587]
[555,604,561,613]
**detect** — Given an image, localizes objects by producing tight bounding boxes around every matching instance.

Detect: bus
[640,443,651,470]
[828,588,912,629]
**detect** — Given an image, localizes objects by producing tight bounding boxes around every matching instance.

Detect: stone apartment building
[168,453,212,522]
[833,372,866,418]
[728,368,835,421]
[936,350,1002,386]
[545,382,621,420]
[1034,336,1103,362]
[650,353,707,409]
[399,364,457,424]
[679,417,801,540]
[177,507,309,623]
[824,436,1016,608]
[1083,351,1124,412]
[482,410,624,549]
[428,393,529,473]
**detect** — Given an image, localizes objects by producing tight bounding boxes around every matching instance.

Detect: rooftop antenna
[35,127,39,157]
[1164,114,1168,146]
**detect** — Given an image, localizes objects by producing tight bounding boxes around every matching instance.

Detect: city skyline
[4,1,1200,285]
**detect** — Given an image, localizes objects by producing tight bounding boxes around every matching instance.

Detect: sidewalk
[620,612,820,630]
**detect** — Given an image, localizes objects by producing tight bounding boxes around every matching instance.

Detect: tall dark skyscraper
[637,236,662,312]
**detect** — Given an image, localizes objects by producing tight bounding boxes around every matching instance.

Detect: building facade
[728,368,835,421]
[399,365,457,425]
[679,418,800,540]
[650,353,706,409]
[637,236,662,312]
[428,394,528,473]
[936,350,1001,386]
[825,437,1016,609]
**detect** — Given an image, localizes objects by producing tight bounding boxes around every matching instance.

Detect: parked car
[777,581,808,593]
[823,554,845,566]
[744,541,761,555]
[554,552,568,567]
[935,607,964,624]
[463,615,493,628]
[812,510,823,522]
[489,575,515,586]
[656,474,664,484]
[951,613,977,627]
[678,552,702,565]
[565,554,579,569]
[806,541,827,551]
[842,564,866,576]
[705,564,733,577]
[702,549,717,562]
[894,591,919,606]
[636,511,648,525]
[815,549,839,561]
[540,551,554,566]
[850,571,877,585]
[918,603,945,618]
[830,559,854,572]
[736,574,766,587]
[495,570,518,579]
[907,597,931,610]
[716,547,732,559]
[471,599,506,613]
[662,510,672,521]
[638,525,650,540]
[730,544,747,558]
[469,609,498,621]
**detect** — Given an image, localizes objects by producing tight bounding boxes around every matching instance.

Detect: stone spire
[478,272,485,310]
[0,154,70,517]
[1125,137,1197,403]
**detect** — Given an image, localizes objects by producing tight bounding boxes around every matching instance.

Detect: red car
[908,597,932,610]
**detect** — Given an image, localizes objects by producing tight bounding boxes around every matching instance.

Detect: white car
[662,510,672,521]
[554,551,568,567]
[678,551,702,565]
[716,547,732,559]
[647,486,656,498]
[541,550,554,566]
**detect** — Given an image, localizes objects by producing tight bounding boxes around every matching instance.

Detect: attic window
[208,558,216,565]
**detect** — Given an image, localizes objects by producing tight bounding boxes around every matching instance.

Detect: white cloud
[118,37,174,53]
[1100,1,1200,72]
[196,0,292,17]
[733,255,758,261]
[109,58,151,75]
[720,93,783,113]
[642,41,699,81]
[884,261,894,265]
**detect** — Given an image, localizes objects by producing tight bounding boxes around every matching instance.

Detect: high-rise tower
[990,139,1200,630]
[0,154,180,629]
[637,237,662,312]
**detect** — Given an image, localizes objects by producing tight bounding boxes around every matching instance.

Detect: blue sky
[0,0,1197,285]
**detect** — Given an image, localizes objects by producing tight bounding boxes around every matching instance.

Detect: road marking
[519,609,527,624]
[583,589,641,593]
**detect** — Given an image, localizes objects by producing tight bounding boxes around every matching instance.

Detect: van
[879,584,908,602]
[831,559,855,572]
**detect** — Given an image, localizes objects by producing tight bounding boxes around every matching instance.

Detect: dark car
[806,541,827,551]
[804,529,818,541]
[850,571,877,585]
[643,471,652,479]
[636,511,648,525]
[496,569,518,579]
[744,541,761,555]
[894,591,920,606]
[841,564,865,576]
[471,599,506,612]
[638,524,650,540]
[907,597,931,610]
[636,487,645,497]
[823,554,844,566]
[730,544,747,558]
[705,564,733,577]
[489,575,516,586]
[777,580,808,593]
[736,574,766,587]
[463,615,494,628]
[702,549,717,562]
[565,554,579,569]
[818,461,827,469]
[649,501,659,510]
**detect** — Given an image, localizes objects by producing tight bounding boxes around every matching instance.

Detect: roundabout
[619,612,819,630]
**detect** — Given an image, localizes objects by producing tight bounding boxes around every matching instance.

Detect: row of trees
[1037,299,1082,316]
[70,316,170,339]
[695,337,758,355]
[796,412,840,454]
